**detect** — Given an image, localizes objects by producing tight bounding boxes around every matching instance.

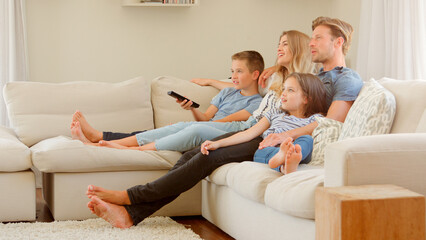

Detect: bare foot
[71,121,91,143]
[268,137,293,169]
[284,144,303,174]
[87,196,133,229]
[86,185,131,205]
[72,110,103,143]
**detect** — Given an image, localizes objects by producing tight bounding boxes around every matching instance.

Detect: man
[86,16,363,228]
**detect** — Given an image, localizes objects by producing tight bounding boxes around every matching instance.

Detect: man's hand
[258,132,291,149]
[258,66,277,88]
[201,140,220,155]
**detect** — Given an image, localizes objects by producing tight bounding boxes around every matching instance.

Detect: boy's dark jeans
[123,131,263,225]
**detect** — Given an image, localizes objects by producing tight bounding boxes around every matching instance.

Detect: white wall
[26,0,360,83]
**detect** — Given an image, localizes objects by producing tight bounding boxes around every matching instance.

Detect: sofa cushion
[0,126,32,172]
[206,163,239,186]
[339,78,396,141]
[264,169,324,220]
[151,76,220,128]
[310,117,343,166]
[30,136,181,172]
[378,78,426,133]
[4,77,153,146]
[226,162,281,204]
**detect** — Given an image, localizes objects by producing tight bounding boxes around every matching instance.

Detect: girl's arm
[201,117,270,155]
[212,109,251,123]
[191,78,234,90]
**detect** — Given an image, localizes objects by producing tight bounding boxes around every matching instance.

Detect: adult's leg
[127,133,263,204]
[103,131,145,141]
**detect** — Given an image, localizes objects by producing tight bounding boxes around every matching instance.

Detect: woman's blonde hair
[269,30,315,96]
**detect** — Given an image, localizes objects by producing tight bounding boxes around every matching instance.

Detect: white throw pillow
[310,117,343,166]
[339,78,396,141]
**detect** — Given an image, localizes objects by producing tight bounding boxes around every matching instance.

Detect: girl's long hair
[285,72,328,117]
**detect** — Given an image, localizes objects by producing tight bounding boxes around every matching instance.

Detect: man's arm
[258,100,354,149]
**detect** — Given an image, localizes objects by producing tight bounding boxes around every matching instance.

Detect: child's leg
[153,124,231,152]
[292,135,314,164]
[283,135,314,174]
[267,137,293,169]
[134,122,194,146]
[253,147,280,171]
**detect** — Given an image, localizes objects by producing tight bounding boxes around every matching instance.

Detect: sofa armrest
[0,125,32,172]
[324,133,426,195]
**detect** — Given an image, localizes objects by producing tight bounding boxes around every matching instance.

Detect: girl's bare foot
[72,110,103,143]
[71,121,91,143]
[87,196,133,229]
[87,185,131,205]
[284,144,303,174]
[268,137,293,169]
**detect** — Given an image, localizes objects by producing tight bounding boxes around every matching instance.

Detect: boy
[71,50,264,152]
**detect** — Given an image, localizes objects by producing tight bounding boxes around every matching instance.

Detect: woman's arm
[201,117,270,155]
[191,78,234,90]
[258,66,277,88]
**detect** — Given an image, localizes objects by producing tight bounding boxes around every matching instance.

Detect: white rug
[0,216,203,240]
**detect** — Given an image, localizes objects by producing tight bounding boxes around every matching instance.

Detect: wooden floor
[35,189,234,240]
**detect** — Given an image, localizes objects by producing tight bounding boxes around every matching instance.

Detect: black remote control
[167,91,200,108]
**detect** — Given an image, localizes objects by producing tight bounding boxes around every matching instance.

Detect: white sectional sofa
[1,76,426,240]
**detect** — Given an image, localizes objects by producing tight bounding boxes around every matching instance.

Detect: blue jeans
[253,135,313,172]
[135,117,256,152]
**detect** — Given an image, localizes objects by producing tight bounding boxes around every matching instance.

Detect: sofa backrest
[3,76,153,146]
[378,78,426,133]
[151,76,220,128]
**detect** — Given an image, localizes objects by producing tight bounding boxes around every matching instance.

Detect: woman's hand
[191,78,212,86]
[258,66,277,88]
[201,140,221,155]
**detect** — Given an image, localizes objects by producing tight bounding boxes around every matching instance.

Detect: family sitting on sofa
[69,16,363,228]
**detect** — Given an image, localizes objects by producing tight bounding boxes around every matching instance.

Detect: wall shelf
[122,0,199,7]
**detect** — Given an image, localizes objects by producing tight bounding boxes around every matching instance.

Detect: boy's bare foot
[86,185,131,205]
[71,121,91,143]
[72,110,103,143]
[268,137,293,169]
[87,196,133,229]
[284,144,303,174]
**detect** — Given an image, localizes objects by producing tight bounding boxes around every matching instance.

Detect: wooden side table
[315,185,425,240]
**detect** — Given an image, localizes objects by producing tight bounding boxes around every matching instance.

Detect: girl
[201,72,327,174]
